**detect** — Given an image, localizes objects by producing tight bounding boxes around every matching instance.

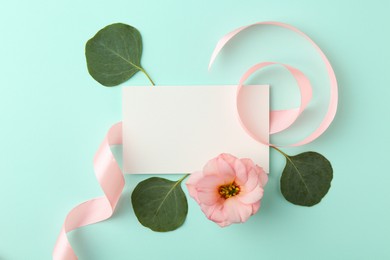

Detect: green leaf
[131,176,188,232]
[280,151,333,206]
[85,23,153,87]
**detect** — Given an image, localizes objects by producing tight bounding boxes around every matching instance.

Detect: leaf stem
[177,174,190,184]
[140,68,155,86]
[271,146,289,159]
[271,146,297,169]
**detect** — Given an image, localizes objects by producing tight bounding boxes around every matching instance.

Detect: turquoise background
[1,0,389,259]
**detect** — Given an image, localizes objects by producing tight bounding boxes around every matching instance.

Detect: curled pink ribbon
[209,21,338,146]
[53,122,124,259]
[53,22,338,259]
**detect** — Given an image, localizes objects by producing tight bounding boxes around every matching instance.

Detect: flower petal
[256,165,268,187]
[216,157,235,182]
[197,189,222,206]
[200,203,217,218]
[203,157,219,176]
[234,159,248,185]
[241,158,255,172]
[223,197,253,223]
[193,175,223,206]
[201,203,226,223]
[238,185,263,204]
[216,220,231,227]
[219,153,237,169]
[251,201,261,214]
[186,171,204,203]
[195,175,223,191]
[244,169,260,192]
[221,199,241,223]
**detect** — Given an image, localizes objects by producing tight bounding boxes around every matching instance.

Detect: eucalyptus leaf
[85,23,153,86]
[131,176,188,232]
[280,151,333,206]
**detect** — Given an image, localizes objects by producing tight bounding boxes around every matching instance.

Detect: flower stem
[140,68,155,86]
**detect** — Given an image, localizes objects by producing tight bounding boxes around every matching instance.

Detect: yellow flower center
[219,182,240,199]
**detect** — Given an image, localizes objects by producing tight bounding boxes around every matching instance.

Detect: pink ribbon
[209,21,338,146]
[53,22,338,259]
[53,122,124,259]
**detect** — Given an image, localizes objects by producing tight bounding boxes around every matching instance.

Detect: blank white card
[123,85,269,174]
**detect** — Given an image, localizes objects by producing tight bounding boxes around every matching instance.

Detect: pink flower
[186,153,268,227]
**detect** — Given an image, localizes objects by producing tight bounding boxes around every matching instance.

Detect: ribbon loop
[210,21,338,146]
